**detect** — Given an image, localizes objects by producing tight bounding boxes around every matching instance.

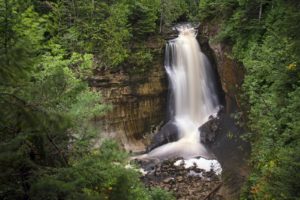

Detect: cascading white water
[136,24,220,161]
[166,24,219,140]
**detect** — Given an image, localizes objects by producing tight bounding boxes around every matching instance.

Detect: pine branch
[46,132,69,166]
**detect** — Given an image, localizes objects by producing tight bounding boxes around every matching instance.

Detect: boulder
[147,121,179,151]
[199,115,221,144]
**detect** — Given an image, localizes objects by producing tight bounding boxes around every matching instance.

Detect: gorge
[137,24,220,161]
[2,1,299,199]
[94,22,250,199]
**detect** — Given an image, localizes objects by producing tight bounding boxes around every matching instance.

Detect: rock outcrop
[197,25,251,199]
[198,24,244,113]
[90,57,168,152]
[199,115,221,144]
[147,121,179,152]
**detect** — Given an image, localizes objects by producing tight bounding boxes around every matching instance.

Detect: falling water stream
[136,24,222,172]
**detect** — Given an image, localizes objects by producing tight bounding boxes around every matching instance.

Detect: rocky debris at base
[137,158,224,200]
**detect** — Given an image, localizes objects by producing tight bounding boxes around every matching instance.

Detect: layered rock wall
[90,59,168,152]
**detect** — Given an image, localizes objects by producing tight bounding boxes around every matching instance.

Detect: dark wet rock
[132,158,159,172]
[147,121,179,151]
[139,158,224,200]
[199,115,221,144]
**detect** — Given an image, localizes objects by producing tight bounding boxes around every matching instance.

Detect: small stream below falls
[133,23,250,199]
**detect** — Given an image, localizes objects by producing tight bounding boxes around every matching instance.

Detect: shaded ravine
[131,24,250,199]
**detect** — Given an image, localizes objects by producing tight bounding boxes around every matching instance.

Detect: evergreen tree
[0,1,175,199]
[198,0,300,199]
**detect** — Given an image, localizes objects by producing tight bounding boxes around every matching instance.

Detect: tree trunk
[259,2,263,22]
[4,0,9,64]
[159,0,164,33]
[72,0,78,19]
[91,0,95,17]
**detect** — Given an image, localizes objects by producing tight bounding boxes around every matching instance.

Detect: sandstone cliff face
[198,24,245,113]
[90,59,168,152]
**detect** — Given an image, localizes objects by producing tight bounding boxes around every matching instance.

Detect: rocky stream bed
[130,108,250,200]
[136,158,225,200]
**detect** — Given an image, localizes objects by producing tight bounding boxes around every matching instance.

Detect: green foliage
[30,140,164,200]
[199,0,300,199]
[0,1,173,199]
[51,0,162,70]
[98,2,131,68]
[198,0,236,22]
[0,2,43,84]
[29,140,175,200]
[149,187,175,200]
[161,0,188,25]
[128,0,160,38]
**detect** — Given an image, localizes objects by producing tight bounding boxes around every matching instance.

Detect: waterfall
[137,24,220,161]
[165,24,219,140]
